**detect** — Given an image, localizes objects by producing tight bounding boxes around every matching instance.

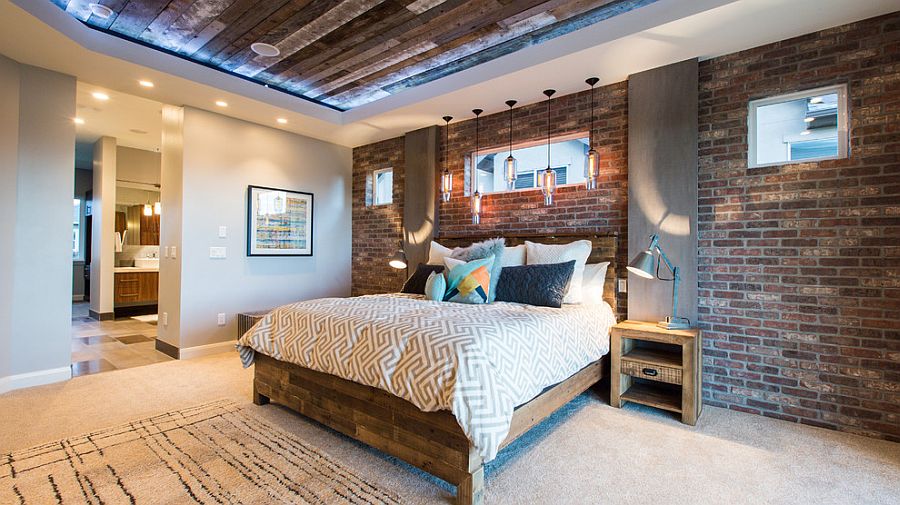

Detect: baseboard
[178,341,236,360]
[0,366,72,395]
[72,294,84,302]
[89,309,115,321]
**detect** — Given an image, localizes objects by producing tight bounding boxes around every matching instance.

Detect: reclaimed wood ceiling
[54,0,658,110]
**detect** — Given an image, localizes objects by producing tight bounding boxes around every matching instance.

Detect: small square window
[373,168,393,205]
[748,84,848,168]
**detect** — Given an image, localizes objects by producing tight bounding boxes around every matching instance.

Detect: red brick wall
[698,13,900,442]
[351,136,406,295]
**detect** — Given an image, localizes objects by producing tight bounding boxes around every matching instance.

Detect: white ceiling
[75,82,163,152]
[3,0,897,148]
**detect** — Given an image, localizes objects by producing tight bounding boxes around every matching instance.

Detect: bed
[238,234,618,504]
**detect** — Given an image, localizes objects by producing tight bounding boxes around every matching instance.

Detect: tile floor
[71,302,173,377]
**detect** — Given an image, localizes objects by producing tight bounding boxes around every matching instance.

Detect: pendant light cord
[508,106,513,157]
[547,94,551,168]
[590,84,595,148]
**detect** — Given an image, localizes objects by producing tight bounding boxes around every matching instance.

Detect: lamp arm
[653,236,684,323]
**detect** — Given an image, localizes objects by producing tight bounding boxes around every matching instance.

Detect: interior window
[373,168,393,205]
[748,84,848,168]
[469,134,588,195]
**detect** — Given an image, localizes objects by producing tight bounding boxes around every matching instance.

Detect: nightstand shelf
[611,320,702,425]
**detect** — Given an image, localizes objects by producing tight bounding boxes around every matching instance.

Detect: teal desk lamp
[627,234,692,330]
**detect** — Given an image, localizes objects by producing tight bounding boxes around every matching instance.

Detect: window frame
[466,131,588,196]
[371,167,394,206]
[747,84,849,169]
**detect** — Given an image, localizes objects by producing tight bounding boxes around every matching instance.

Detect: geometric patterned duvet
[237,293,615,461]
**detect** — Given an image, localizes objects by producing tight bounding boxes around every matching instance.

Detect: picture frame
[247,185,314,256]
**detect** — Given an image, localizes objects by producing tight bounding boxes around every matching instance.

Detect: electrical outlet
[162,312,168,327]
[210,246,227,259]
[217,313,226,326]
[618,279,627,293]
[218,225,227,238]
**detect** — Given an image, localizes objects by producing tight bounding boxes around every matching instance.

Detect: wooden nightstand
[610,320,702,425]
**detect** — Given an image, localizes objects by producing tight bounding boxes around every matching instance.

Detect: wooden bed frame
[253,233,617,504]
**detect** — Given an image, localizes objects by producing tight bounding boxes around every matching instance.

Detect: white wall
[163,107,352,351]
[117,146,160,185]
[0,58,76,391]
[90,137,116,317]
[158,106,184,349]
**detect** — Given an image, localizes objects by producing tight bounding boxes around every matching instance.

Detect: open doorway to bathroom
[70,82,173,376]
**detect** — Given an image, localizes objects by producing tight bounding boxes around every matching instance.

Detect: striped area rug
[0,400,401,504]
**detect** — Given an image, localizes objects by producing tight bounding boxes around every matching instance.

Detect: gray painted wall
[627,59,699,325]
[157,106,184,350]
[403,126,440,271]
[0,60,76,384]
[164,107,352,350]
[90,137,117,317]
[117,146,161,186]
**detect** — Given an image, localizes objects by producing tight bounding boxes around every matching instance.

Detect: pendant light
[441,115,453,202]
[541,90,557,206]
[143,191,153,216]
[504,100,518,190]
[585,77,600,190]
[154,201,162,215]
[471,108,483,225]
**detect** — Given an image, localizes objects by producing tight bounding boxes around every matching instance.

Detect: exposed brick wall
[351,137,406,295]
[698,13,900,442]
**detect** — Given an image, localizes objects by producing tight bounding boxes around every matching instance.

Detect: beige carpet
[1,353,898,504]
[1,399,400,505]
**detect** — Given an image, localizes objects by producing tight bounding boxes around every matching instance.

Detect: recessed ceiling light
[804,117,815,123]
[92,92,109,101]
[250,42,280,57]
[73,117,85,125]
[800,130,811,136]
[277,118,288,124]
[88,3,113,19]
[215,100,228,107]
[138,80,154,88]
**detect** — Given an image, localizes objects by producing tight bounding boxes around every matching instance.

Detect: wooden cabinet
[610,320,702,425]
[114,272,158,305]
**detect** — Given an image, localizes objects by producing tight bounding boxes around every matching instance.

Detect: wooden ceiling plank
[141,0,196,47]
[381,0,657,95]
[218,0,344,71]
[236,0,388,78]
[188,0,293,60]
[267,0,472,90]
[154,0,235,52]
[109,0,174,38]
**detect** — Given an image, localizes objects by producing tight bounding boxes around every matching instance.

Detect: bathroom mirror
[116,184,160,246]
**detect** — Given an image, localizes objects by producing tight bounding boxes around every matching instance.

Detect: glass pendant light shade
[542,89,556,206]
[471,190,482,224]
[143,204,153,216]
[441,115,453,202]
[154,201,162,215]
[504,100,517,190]
[585,77,600,190]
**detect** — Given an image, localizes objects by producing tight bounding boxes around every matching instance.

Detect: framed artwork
[247,185,314,256]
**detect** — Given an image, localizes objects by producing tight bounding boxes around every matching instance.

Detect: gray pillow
[450,237,505,302]
[495,261,576,308]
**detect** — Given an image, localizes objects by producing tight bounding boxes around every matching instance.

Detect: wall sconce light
[541,89,556,206]
[472,108,483,224]
[388,240,407,270]
[441,115,453,202]
[504,100,517,190]
[585,77,600,190]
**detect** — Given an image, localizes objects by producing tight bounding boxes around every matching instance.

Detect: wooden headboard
[436,233,618,312]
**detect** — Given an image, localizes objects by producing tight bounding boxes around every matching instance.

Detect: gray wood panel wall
[627,59,699,325]
[403,126,440,272]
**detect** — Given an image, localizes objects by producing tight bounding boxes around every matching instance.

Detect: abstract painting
[247,185,313,256]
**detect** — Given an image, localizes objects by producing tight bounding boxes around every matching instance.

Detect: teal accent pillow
[443,256,494,304]
[424,271,446,301]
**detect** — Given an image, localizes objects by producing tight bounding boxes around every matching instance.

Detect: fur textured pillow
[450,237,505,302]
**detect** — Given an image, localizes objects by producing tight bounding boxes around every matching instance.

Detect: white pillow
[427,241,455,265]
[525,240,592,304]
[501,244,526,267]
[582,262,610,305]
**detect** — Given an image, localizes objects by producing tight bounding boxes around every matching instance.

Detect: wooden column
[627,59,699,325]
[403,125,440,272]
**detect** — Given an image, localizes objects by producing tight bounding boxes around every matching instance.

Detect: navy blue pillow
[495,260,576,308]
[401,264,445,294]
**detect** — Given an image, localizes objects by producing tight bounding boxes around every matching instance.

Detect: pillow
[427,241,455,265]
[400,264,444,294]
[582,262,610,305]
[424,271,446,301]
[442,256,494,304]
[495,261,576,308]
[450,238,505,302]
[501,244,526,267]
[525,240,592,304]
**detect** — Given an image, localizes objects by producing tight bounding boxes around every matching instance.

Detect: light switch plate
[170,246,177,259]
[161,312,168,327]
[209,246,226,259]
[218,226,227,238]
[217,313,226,326]
[618,279,627,293]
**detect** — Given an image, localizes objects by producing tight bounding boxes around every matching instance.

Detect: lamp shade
[388,248,407,270]
[471,190,482,224]
[626,249,655,279]
[585,148,599,190]
[441,168,453,202]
